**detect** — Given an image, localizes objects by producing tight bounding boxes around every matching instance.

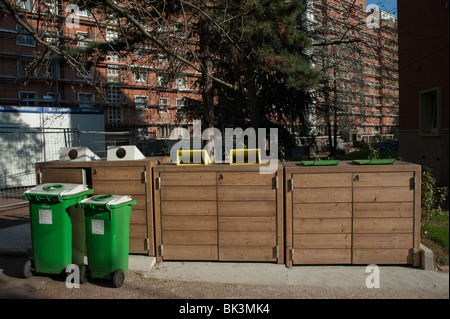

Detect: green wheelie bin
[80,194,136,288]
[23,183,93,278]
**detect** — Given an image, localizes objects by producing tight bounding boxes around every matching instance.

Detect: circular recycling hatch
[43,184,65,191]
[92,194,114,201]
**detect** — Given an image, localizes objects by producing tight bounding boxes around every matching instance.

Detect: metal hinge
[290,178,294,192]
[291,248,295,261]
[411,176,417,190]
[146,238,150,251]
[157,176,161,190]
[275,246,279,258]
[275,176,278,189]
[144,171,147,184]
[160,244,164,257]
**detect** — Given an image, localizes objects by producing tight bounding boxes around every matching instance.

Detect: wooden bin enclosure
[284,161,421,267]
[35,156,169,255]
[153,161,284,264]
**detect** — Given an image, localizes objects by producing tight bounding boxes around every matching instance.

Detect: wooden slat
[219,231,276,246]
[130,195,146,210]
[353,186,413,202]
[129,238,147,254]
[163,245,218,261]
[353,202,414,218]
[160,172,217,186]
[163,231,217,245]
[218,201,276,217]
[161,186,216,201]
[217,172,275,186]
[293,173,352,188]
[293,187,352,203]
[219,246,276,262]
[92,167,144,181]
[293,234,351,249]
[129,209,147,225]
[353,218,413,233]
[41,168,84,184]
[129,224,147,239]
[219,217,276,232]
[293,218,352,234]
[293,203,352,219]
[355,172,414,187]
[294,249,351,264]
[353,234,413,249]
[353,248,413,264]
[162,216,217,231]
[92,180,145,195]
[161,201,217,216]
[218,185,275,201]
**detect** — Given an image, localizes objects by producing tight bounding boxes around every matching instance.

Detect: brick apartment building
[0,0,399,148]
[305,0,399,144]
[0,0,200,145]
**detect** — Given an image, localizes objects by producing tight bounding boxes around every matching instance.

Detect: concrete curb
[420,243,435,271]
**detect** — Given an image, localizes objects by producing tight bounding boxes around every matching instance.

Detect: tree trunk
[199,15,214,129]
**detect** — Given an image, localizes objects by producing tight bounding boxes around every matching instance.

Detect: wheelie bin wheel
[23,259,35,278]
[112,269,125,288]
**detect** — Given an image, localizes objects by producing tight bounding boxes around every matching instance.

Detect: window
[106,53,120,62]
[175,76,187,89]
[19,91,38,106]
[16,0,34,12]
[159,98,168,113]
[43,0,57,14]
[176,98,185,107]
[420,87,441,136]
[16,25,35,46]
[76,61,94,78]
[18,59,37,77]
[44,92,60,107]
[159,125,171,138]
[78,93,94,108]
[106,28,118,42]
[157,73,167,86]
[76,31,91,47]
[134,68,148,82]
[107,85,122,105]
[135,96,148,109]
[107,65,120,82]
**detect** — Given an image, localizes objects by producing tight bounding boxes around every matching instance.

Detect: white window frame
[78,92,95,108]
[135,95,148,110]
[133,68,148,83]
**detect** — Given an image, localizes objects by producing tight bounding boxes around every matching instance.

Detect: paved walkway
[0,223,448,299]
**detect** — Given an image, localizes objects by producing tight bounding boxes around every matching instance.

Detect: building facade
[0,0,200,147]
[305,0,399,144]
[398,0,449,185]
[0,0,399,150]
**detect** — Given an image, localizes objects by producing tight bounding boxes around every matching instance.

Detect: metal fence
[0,126,157,208]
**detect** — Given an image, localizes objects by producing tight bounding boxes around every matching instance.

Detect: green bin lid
[80,194,136,208]
[24,183,91,198]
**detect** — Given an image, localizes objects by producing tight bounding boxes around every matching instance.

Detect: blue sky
[366,0,398,18]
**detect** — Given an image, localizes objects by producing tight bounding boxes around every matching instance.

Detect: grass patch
[422,212,449,265]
